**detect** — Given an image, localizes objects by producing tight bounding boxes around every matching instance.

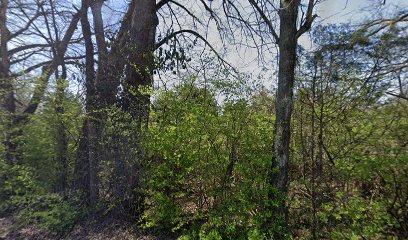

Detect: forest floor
[0,215,175,240]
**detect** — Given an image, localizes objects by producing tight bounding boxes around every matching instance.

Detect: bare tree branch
[296,0,317,39]
[18,5,85,120]
[155,29,238,76]
[385,91,408,101]
[156,0,170,10]
[8,43,51,55]
[9,4,42,40]
[247,0,279,43]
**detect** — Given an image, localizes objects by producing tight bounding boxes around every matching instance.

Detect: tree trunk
[2,2,83,168]
[310,56,318,240]
[0,0,11,113]
[72,0,96,204]
[46,0,69,195]
[73,120,90,199]
[111,0,158,215]
[0,0,18,165]
[271,0,300,237]
[55,67,68,195]
[124,0,158,123]
[221,141,238,196]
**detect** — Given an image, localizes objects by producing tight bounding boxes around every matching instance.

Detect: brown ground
[0,216,175,240]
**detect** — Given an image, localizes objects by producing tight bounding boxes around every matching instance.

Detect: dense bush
[12,193,82,233]
[0,160,83,234]
[141,83,276,238]
[0,163,39,212]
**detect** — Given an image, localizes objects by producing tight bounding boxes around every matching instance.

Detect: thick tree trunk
[271,0,300,237]
[111,0,158,215]
[0,0,18,165]
[124,0,158,123]
[85,0,109,206]
[91,0,115,105]
[0,0,11,113]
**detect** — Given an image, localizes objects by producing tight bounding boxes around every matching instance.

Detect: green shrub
[13,193,83,234]
[1,161,82,234]
[0,163,39,212]
[142,82,275,238]
[247,228,266,240]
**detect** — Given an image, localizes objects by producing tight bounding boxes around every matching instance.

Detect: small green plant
[199,229,223,240]
[0,163,39,212]
[247,228,266,240]
[14,193,83,234]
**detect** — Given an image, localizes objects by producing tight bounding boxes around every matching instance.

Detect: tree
[270,2,312,235]
[219,0,317,236]
[1,0,85,166]
[0,0,16,164]
[70,0,231,215]
[289,22,408,239]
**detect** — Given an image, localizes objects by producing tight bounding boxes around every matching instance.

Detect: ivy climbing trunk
[0,0,17,165]
[54,67,68,195]
[72,0,93,202]
[124,0,158,124]
[88,0,109,206]
[114,0,158,214]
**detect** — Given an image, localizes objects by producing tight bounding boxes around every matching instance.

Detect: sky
[222,0,408,89]
[299,0,407,49]
[69,0,408,93]
[317,0,408,23]
[7,0,407,101]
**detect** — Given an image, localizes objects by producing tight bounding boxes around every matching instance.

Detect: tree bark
[88,0,116,206]
[124,0,158,123]
[111,0,158,215]
[73,120,90,199]
[0,0,17,165]
[72,0,96,204]
[55,67,68,195]
[271,0,300,237]
[0,0,11,114]
[43,0,69,196]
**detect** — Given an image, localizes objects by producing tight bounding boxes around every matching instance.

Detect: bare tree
[212,0,318,236]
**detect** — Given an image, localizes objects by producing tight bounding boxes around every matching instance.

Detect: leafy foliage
[141,80,275,238]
